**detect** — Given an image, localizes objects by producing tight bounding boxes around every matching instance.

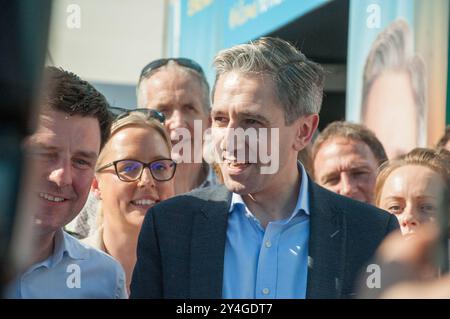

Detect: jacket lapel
[189,186,231,298]
[306,180,347,299]
[187,181,347,299]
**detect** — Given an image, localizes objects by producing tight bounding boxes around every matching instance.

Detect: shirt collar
[51,229,87,266]
[24,229,87,274]
[198,164,218,189]
[229,161,310,220]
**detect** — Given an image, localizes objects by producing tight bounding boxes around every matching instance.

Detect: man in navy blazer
[130,37,398,299]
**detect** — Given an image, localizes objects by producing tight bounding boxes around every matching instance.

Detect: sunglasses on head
[139,58,205,79]
[108,107,165,123]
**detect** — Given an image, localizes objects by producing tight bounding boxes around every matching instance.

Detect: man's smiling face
[26,108,101,235]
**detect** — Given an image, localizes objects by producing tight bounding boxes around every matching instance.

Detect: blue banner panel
[168,0,330,85]
[221,0,330,47]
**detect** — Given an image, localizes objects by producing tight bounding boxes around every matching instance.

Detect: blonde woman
[83,109,176,293]
[361,149,450,295]
[375,148,450,236]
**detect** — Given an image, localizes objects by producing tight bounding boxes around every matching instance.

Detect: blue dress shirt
[222,163,310,299]
[6,229,127,299]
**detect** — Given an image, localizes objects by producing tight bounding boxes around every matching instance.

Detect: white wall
[48,0,166,85]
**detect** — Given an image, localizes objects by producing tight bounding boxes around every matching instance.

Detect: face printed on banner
[364,71,418,159]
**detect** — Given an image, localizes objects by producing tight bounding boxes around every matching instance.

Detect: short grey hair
[136,60,210,112]
[361,18,426,146]
[212,37,324,124]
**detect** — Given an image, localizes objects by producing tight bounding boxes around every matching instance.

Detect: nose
[219,126,232,153]
[219,123,245,157]
[48,158,72,187]
[400,205,420,235]
[137,167,156,188]
[166,109,187,131]
[338,173,357,198]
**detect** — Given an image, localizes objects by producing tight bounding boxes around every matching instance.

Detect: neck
[102,221,140,293]
[243,161,301,228]
[174,162,207,194]
[33,230,56,265]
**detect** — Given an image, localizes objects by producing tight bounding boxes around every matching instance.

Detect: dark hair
[41,67,112,149]
[436,125,450,151]
[312,121,388,167]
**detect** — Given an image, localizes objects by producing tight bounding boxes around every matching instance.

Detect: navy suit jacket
[130,181,399,299]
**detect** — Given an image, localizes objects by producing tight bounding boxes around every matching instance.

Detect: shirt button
[265,240,272,248]
[262,288,270,295]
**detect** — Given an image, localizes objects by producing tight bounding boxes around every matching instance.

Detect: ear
[293,113,319,152]
[91,177,102,200]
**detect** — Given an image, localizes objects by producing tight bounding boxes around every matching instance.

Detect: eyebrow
[320,172,338,179]
[414,195,439,200]
[239,112,270,125]
[152,102,169,108]
[211,109,225,117]
[211,110,270,125]
[319,172,339,183]
[30,143,97,160]
[383,195,437,202]
[27,142,59,153]
[382,196,404,202]
[118,156,171,163]
[349,162,373,168]
[319,165,371,179]
[75,151,98,160]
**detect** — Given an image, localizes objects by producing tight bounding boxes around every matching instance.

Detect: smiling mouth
[222,158,252,173]
[38,192,67,203]
[227,162,251,168]
[130,199,158,207]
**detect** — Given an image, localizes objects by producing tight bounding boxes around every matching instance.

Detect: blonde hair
[375,148,450,206]
[96,111,171,170]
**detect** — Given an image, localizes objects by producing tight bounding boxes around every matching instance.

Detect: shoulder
[80,230,105,254]
[64,231,125,277]
[150,184,230,216]
[140,184,230,240]
[162,184,229,204]
[63,232,127,298]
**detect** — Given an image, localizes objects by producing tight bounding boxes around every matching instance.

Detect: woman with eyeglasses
[82,110,176,293]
